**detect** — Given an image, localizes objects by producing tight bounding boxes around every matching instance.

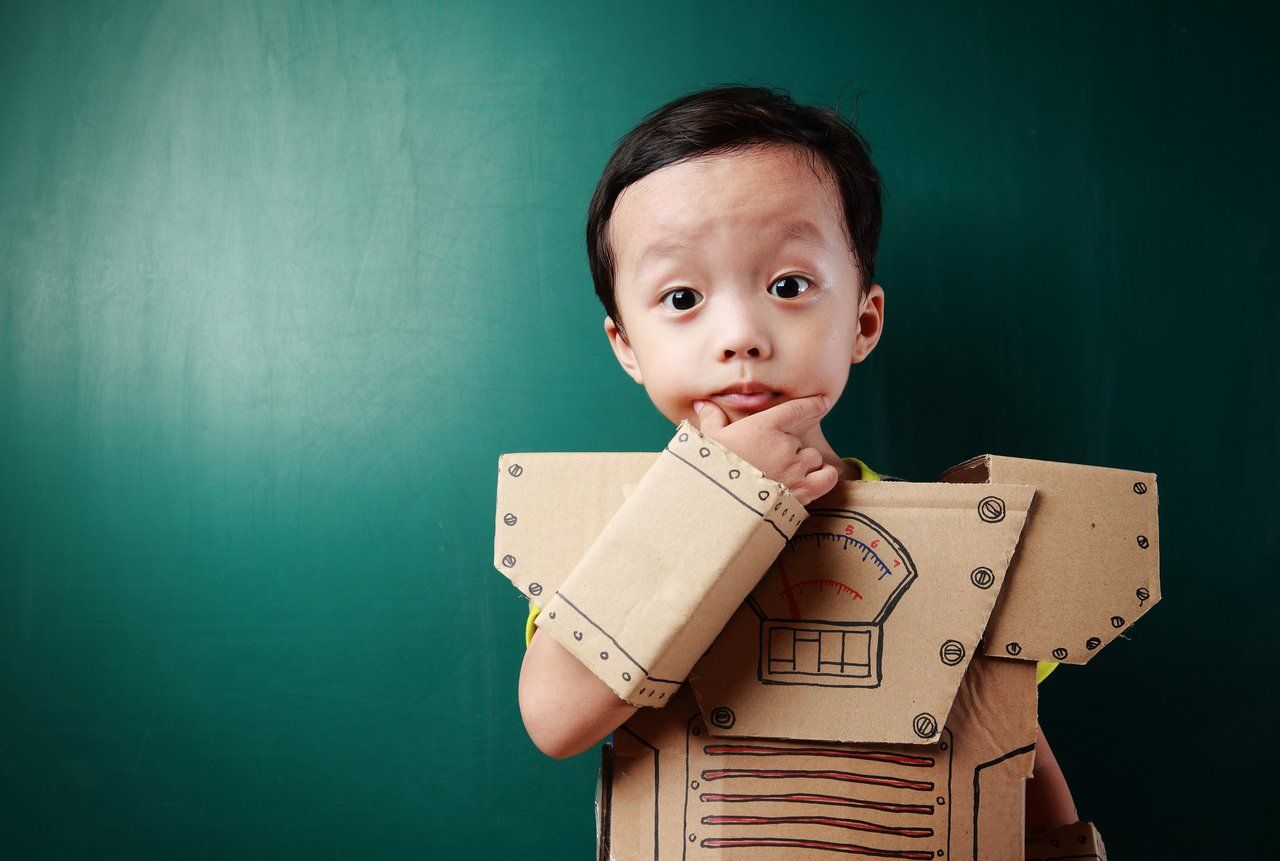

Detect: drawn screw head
[1133,481,1148,494]
[1137,587,1151,605]
[503,512,517,526]
[1006,642,1022,656]
[528,582,542,596]
[1052,647,1068,660]
[573,630,583,641]
[1077,835,1087,844]
[936,796,946,806]
[728,469,740,480]
[939,640,966,666]
[678,432,689,442]
[501,554,516,568]
[690,780,700,789]
[507,463,523,477]
[970,567,995,589]
[1136,535,1150,549]
[978,496,1006,523]
[599,651,609,660]
[913,713,938,738]
[688,834,696,843]
[621,671,631,682]
[1050,838,1060,848]
[699,446,711,458]
[710,707,736,729]
[1111,615,1125,628]
[1086,637,1101,650]
[758,490,770,502]
[547,611,555,620]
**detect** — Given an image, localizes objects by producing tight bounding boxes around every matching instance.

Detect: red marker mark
[777,560,802,618]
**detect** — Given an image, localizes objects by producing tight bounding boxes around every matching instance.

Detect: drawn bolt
[1006,642,1022,656]
[1136,535,1149,549]
[1086,637,1101,650]
[978,496,1006,523]
[1137,587,1150,605]
[528,582,542,596]
[678,432,689,442]
[688,834,696,843]
[573,630,583,641]
[1111,615,1125,628]
[970,567,995,590]
[913,713,938,738]
[507,463,523,477]
[710,707,736,729]
[621,672,631,682]
[1077,835,1087,844]
[690,780,700,789]
[1133,481,1148,495]
[758,491,770,502]
[599,651,608,660]
[936,796,946,806]
[1052,647,1068,660]
[699,446,710,458]
[501,554,516,568]
[503,512,517,526]
[728,469,740,480]
[939,640,966,666]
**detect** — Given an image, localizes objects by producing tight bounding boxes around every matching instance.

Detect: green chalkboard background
[1,1,1275,857]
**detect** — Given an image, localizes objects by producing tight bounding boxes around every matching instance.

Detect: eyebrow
[634,219,826,275]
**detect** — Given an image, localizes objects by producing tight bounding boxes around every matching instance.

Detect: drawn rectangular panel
[682,718,952,860]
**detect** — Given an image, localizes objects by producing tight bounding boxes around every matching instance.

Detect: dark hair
[586,84,883,337]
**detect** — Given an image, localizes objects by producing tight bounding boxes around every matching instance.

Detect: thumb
[693,399,730,433]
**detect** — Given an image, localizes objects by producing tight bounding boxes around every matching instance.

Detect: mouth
[711,384,780,412]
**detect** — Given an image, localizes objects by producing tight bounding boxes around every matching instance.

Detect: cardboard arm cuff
[534,420,807,707]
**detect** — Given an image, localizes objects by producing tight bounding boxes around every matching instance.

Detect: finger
[750,394,831,433]
[803,463,839,502]
[799,447,824,471]
[693,399,730,433]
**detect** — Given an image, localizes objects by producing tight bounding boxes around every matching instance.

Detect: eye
[769,275,813,299]
[660,288,703,312]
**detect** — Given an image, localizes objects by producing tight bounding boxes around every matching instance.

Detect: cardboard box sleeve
[529,420,807,705]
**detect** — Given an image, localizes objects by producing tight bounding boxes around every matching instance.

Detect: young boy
[518,84,1077,831]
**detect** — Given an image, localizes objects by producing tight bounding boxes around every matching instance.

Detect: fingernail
[822,395,832,409]
[693,400,704,414]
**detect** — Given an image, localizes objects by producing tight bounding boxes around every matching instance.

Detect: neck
[796,421,859,482]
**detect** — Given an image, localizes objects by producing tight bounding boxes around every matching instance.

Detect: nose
[713,296,772,361]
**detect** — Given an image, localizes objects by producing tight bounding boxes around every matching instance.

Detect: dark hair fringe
[586,84,883,336]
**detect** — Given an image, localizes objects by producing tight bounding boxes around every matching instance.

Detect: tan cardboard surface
[1025,820,1108,860]
[604,655,1038,860]
[528,421,807,705]
[686,480,1034,744]
[940,455,1160,664]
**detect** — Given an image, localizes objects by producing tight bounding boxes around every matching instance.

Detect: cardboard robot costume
[495,420,1159,859]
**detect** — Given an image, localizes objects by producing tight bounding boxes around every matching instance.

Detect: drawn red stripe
[702,768,933,792]
[703,814,933,839]
[700,836,935,859]
[704,744,934,768]
[700,792,934,816]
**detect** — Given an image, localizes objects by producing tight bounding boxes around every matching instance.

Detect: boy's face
[605,144,884,428]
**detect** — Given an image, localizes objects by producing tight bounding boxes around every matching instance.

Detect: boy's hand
[691,395,839,506]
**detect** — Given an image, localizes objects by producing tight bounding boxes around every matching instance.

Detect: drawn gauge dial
[747,510,917,688]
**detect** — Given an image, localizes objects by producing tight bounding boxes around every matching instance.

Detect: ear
[604,315,644,385]
[851,283,886,364]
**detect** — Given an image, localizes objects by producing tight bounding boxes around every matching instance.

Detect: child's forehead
[611,148,844,257]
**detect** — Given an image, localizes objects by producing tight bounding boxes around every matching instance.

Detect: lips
[712,383,779,412]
